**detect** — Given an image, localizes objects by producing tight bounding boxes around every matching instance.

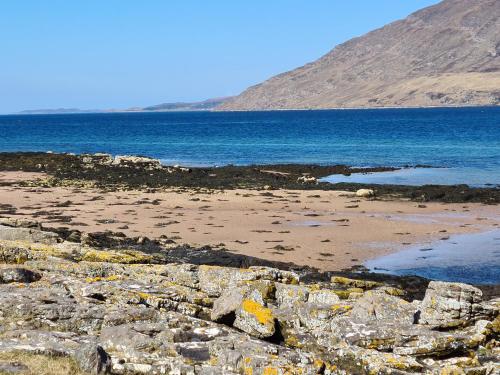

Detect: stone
[0,267,41,283]
[330,318,401,351]
[74,343,112,374]
[419,281,483,328]
[308,289,341,305]
[334,346,424,374]
[393,329,467,357]
[298,303,351,331]
[275,283,309,307]
[112,155,162,170]
[198,265,296,298]
[297,175,317,184]
[330,276,382,289]
[211,287,245,322]
[355,189,375,198]
[0,362,30,374]
[0,225,60,244]
[234,299,276,338]
[350,290,416,324]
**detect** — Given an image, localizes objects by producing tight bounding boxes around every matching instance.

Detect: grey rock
[350,290,416,324]
[0,267,41,283]
[307,289,341,305]
[74,343,112,374]
[211,287,244,322]
[233,299,276,339]
[393,329,467,357]
[275,283,309,307]
[419,281,483,328]
[0,362,29,374]
[0,225,60,244]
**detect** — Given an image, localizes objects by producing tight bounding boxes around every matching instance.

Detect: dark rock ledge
[0,218,498,374]
[1,152,499,204]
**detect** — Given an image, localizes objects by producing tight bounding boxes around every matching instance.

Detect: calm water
[366,230,500,285]
[1,107,500,185]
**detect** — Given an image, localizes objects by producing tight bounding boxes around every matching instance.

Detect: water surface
[365,230,500,284]
[1,108,499,185]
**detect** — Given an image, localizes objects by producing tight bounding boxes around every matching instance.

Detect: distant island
[17,97,232,115]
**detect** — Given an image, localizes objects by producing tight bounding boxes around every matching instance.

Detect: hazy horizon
[1,0,439,113]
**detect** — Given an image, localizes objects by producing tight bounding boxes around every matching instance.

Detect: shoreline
[6,104,499,116]
[1,152,499,203]
[0,152,498,282]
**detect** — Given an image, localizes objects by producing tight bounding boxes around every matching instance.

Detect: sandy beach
[1,170,498,271]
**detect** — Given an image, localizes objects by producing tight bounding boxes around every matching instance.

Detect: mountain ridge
[218,0,500,110]
[16,97,232,115]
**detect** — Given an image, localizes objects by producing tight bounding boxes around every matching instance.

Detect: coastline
[8,103,500,116]
[1,152,499,277]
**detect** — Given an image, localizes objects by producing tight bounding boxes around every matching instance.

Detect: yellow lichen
[384,355,417,371]
[85,275,121,283]
[331,276,381,289]
[331,304,353,313]
[284,334,302,349]
[263,367,278,375]
[491,316,500,333]
[313,359,325,370]
[382,287,405,296]
[81,249,152,264]
[136,292,152,300]
[208,356,218,366]
[241,299,274,325]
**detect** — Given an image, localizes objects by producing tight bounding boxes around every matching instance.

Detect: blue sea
[1,107,500,186]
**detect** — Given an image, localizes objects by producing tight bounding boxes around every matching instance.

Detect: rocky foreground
[0,218,498,374]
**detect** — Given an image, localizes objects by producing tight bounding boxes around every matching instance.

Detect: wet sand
[0,171,498,271]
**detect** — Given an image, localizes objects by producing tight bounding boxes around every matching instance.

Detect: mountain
[17,97,232,115]
[17,108,99,115]
[142,97,231,111]
[218,0,500,110]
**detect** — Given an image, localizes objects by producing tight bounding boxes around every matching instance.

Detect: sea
[1,106,499,186]
[1,106,500,283]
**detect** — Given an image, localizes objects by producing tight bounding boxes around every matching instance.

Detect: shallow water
[1,107,499,187]
[365,230,500,284]
[322,167,500,188]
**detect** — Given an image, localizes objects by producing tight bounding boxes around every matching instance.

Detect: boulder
[307,289,341,305]
[393,329,467,357]
[198,265,296,297]
[355,189,375,198]
[275,283,309,307]
[74,343,112,374]
[0,267,41,283]
[234,299,276,339]
[330,318,402,351]
[112,155,162,170]
[0,362,29,374]
[350,290,416,324]
[419,281,483,328]
[297,175,317,184]
[0,225,59,244]
[211,287,245,322]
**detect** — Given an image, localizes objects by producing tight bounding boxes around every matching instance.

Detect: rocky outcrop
[0,222,498,374]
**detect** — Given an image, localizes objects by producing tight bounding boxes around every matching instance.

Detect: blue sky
[0,1,439,113]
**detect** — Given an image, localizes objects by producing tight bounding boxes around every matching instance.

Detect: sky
[0,0,440,113]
